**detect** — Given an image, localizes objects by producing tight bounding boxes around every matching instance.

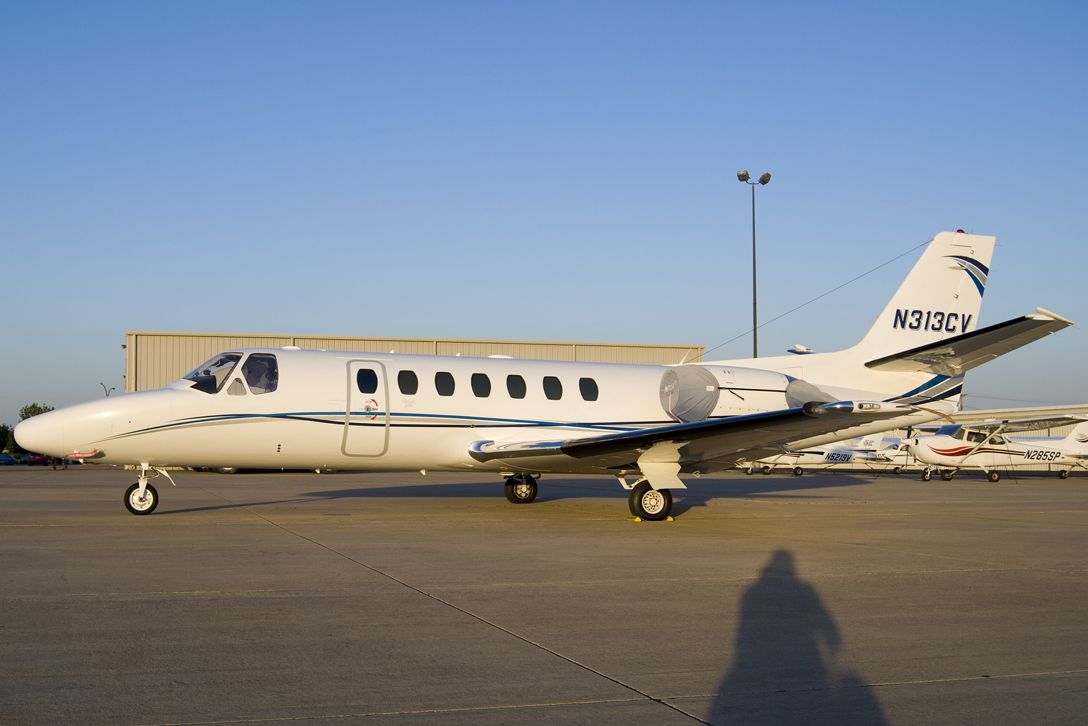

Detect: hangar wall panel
[125,331,702,392]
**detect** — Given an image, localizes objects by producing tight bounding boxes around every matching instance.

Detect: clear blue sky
[2,1,1086,424]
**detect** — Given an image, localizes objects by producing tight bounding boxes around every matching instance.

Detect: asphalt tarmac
[2,466,1086,725]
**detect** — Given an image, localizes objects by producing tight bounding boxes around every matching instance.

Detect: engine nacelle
[660,365,836,421]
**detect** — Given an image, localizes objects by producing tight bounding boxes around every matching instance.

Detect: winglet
[1034,307,1074,325]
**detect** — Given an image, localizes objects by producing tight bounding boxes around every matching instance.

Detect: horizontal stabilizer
[469,400,912,469]
[864,309,1072,376]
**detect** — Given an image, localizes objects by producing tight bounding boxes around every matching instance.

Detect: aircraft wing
[864,308,1072,376]
[952,414,1088,434]
[470,401,912,480]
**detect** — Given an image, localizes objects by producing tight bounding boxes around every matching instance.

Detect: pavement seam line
[194,483,711,726]
[136,696,649,725]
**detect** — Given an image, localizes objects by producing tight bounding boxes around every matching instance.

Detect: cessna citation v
[15,231,1073,520]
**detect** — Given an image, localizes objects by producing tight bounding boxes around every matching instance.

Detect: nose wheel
[124,482,158,515]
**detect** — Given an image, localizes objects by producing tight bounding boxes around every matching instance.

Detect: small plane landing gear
[761,465,773,475]
[744,467,754,475]
[1059,470,1070,480]
[987,471,1000,483]
[504,473,538,504]
[921,469,933,482]
[628,480,672,521]
[893,466,903,475]
[941,470,956,481]
[792,466,804,477]
[124,481,158,515]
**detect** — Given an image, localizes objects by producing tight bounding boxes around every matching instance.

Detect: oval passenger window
[357,369,378,394]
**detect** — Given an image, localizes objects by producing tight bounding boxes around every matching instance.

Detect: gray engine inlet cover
[660,366,721,422]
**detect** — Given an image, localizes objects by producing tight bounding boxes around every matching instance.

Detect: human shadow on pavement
[708,550,886,725]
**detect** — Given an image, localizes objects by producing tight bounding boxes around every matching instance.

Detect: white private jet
[16,231,1073,520]
[906,416,1088,481]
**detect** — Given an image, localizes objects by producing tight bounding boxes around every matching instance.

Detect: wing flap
[470,400,912,469]
[864,309,1072,376]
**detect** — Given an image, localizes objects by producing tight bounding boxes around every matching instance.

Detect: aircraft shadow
[707,550,887,725]
[159,471,892,517]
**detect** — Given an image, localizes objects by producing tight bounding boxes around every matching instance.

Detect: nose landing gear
[123,463,175,515]
[124,482,158,515]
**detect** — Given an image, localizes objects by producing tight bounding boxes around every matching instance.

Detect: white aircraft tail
[854,434,882,451]
[852,230,995,359]
[1061,421,1088,451]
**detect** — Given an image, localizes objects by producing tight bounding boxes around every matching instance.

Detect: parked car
[15,454,30,465]
[27,453,48,466]
[0,453,16,465]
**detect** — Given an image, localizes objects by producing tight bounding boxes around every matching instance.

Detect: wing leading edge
[469,401,914,477]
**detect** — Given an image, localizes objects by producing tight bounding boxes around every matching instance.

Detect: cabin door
[343,360,390,457]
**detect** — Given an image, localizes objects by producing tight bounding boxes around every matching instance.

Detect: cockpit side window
[184,353,242,394]
[243,354,279,395]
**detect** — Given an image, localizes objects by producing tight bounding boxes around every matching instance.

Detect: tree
[19,403,54,421]
[0,423,11,453]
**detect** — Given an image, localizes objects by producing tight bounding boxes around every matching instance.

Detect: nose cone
[14,411,67,458]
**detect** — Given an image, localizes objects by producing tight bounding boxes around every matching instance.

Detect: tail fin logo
[945,255,989,296]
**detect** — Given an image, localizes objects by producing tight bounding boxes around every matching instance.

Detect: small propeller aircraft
[738,433,904,476]
[14,231,1073,519]
[906,416,1088,481]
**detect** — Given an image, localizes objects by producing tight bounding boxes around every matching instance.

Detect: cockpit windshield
[183,353,242,394]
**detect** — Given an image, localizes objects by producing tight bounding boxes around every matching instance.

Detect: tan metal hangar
[123,331,704,393]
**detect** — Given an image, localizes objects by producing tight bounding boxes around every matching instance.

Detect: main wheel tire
[792,467,804,476]
[987,471,1000,483]
[504,477,537,504]
[1059,470,1070,480]
[921,470,933,482]
[629,481,672,521]
[941,470,955,481]
[893,466,902,475]
[124,482,158,515]
[744,467,754,475]
[761,466,773,475]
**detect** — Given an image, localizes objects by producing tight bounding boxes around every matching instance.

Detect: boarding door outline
[343,360,390,457]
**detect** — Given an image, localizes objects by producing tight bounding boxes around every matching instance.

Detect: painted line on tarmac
[191,481,713,726]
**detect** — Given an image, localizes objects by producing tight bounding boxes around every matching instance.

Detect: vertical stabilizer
[1062,421,1088,450]
[854,434,882,450]
[853,231,996,359]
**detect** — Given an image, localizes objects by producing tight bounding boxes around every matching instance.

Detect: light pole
[737,170,771,358]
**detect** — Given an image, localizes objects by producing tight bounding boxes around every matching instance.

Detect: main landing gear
[500,473,677,520]
[123,463,175,515]
[504,473,539,504]
[628,479,672,521]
